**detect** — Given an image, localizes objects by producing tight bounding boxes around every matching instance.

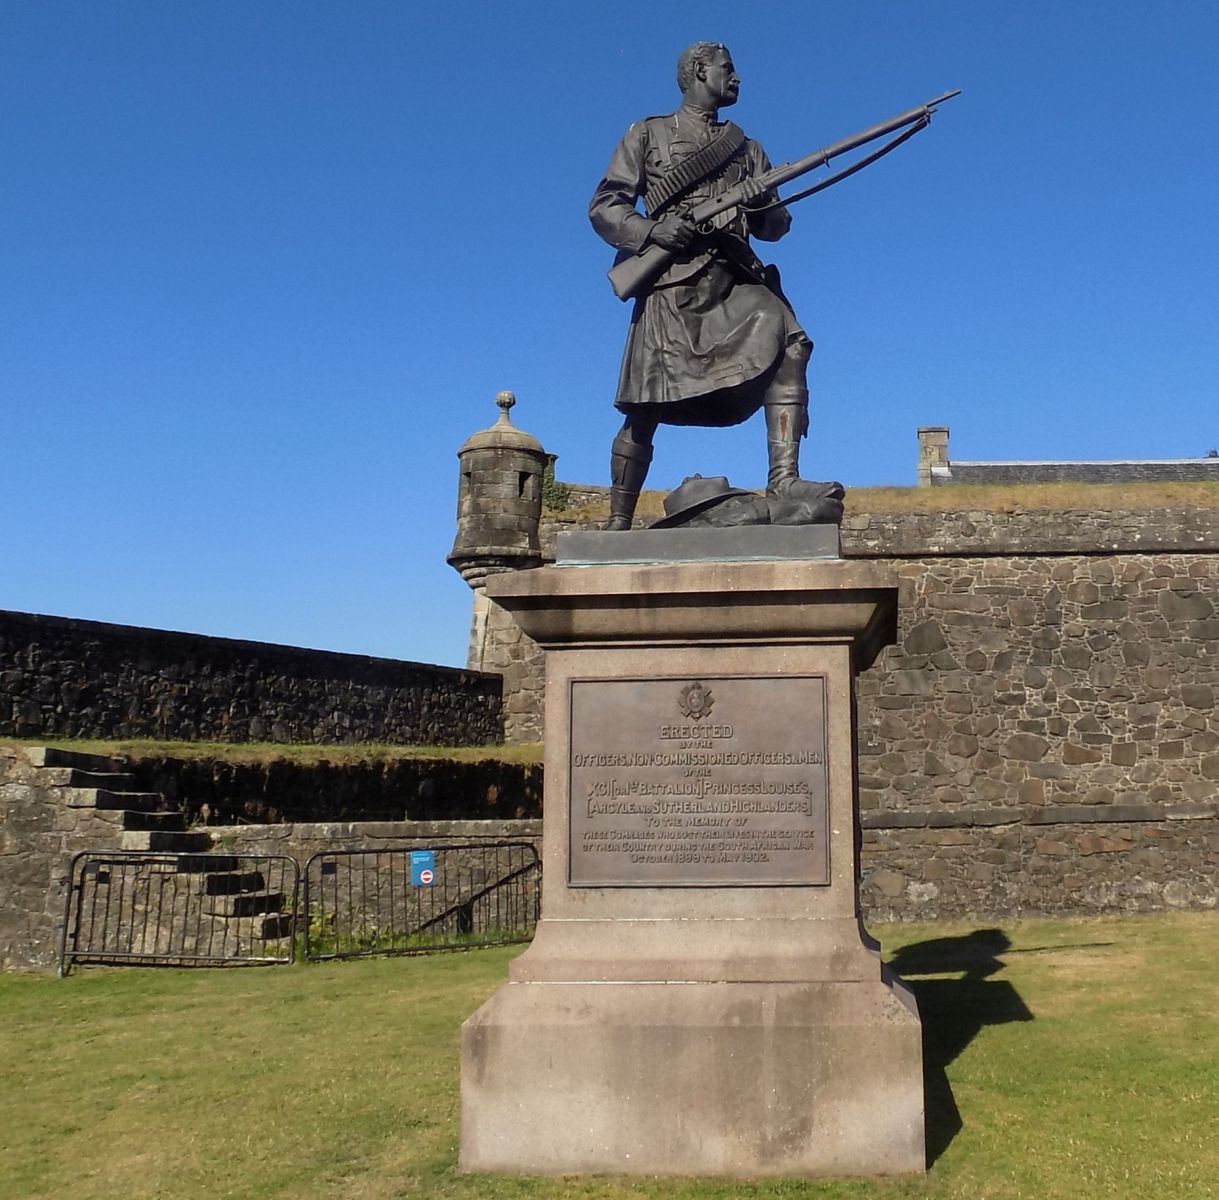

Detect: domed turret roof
[457,391,544,454]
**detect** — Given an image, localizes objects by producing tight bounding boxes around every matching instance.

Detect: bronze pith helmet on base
[650,475,769,529]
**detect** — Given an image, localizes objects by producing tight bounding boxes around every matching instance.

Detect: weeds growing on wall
[541,457,571,512]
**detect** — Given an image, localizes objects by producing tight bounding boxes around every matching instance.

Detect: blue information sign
[410,850,436,887]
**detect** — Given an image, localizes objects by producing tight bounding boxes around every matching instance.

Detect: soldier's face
[702,49,740,107]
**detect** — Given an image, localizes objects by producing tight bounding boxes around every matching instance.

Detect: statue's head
[676,42,739,107]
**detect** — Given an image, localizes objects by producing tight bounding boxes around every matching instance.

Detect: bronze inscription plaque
[568,675,829,887]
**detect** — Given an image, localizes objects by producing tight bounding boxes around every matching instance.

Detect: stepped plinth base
[462,975,922,1177]
[461,553,924,1178]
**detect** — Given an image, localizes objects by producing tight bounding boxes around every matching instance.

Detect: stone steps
[13,745,297,947]
[61,768,141,790]
[196,866,293,940]
[66,788,168,813]
[262,914,294,940]
[85,808,186,832]
[18,746,126,772]
[113,810,187,833]
[109,839,294,940]
[15,746,188,839]
[174,854,244,874]
[204,870,267,895]
[16,746,190,838]
[36,767,140,790]
[203,892,286,918]
[121,830,214,853]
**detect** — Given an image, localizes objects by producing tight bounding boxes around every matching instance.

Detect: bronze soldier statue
[590,41,839,531]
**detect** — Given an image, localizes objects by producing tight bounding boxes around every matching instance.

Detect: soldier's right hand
[648,215,697,252]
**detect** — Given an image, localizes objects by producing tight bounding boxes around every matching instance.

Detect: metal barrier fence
[57,842,540,972]
[301,842,541,960]
[59,851,299,974]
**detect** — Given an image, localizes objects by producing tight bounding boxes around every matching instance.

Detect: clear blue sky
[4,2,1217,668]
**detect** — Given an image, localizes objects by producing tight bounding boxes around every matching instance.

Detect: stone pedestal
[460,545,924,1177]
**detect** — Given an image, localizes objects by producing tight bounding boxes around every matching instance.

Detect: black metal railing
[59,851,300,974]
[301,842,540,961]
[57,842,541,972]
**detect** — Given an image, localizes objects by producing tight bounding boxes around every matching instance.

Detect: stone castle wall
[474,502,1219,918]
[211,816,541,864]
[0,746,140,970]
[487,504,1219,747]
[0,744,543,971]
[129,753,542,826]
[0,609,503,747]
[860,813,1216,921]
[855,549,1219,918]
[840,506,1219,556]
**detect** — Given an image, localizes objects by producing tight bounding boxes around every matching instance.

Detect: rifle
[607,89,961,302]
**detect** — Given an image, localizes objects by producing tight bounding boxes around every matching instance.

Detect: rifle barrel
[763,89,961,194]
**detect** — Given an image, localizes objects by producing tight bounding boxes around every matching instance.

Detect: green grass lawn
[2,913,1216,1200]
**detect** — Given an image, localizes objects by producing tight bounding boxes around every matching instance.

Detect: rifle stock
[607,89,960,302]
[609,243,677,303]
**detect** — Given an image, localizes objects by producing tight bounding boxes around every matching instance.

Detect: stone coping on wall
[213,805,1213,838]
[862,801,1217,830]
[0,608,486,680]
[212,818,542,844]
[541,504,1219,560]
[839,508,1219,557]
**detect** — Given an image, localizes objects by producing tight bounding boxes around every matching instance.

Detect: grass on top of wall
[550,480,1219,522]
[1,912,1215,1200]
[3,735,544,768]
[846,479,1219,513]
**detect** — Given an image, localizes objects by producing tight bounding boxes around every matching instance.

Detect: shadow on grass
[888,929,1035,1168]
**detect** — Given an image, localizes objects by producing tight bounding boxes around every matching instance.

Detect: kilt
[613,259,806,427]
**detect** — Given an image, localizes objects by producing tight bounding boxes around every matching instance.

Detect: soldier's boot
[604,437,653,531]
[764,339,844,505]
[765,400,846,515]
[764,398,811,496]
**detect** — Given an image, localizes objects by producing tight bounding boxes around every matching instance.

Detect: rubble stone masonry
[477,502,1219,918]
[855,550,1219,918]
[0,747,139,969]
[0,743,543,971]
[0,610,503,747]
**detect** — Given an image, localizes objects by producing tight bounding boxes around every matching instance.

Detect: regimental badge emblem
[677,681,715,722]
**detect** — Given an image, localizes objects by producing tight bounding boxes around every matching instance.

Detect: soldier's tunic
[589,103,809,427]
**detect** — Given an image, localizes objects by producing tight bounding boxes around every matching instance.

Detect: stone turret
[448,392,548,691]
[448,391,547,587]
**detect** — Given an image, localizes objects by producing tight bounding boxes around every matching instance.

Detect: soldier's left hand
[738,177,769,207]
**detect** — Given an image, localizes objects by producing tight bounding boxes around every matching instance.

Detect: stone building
[917,425,1219,487]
